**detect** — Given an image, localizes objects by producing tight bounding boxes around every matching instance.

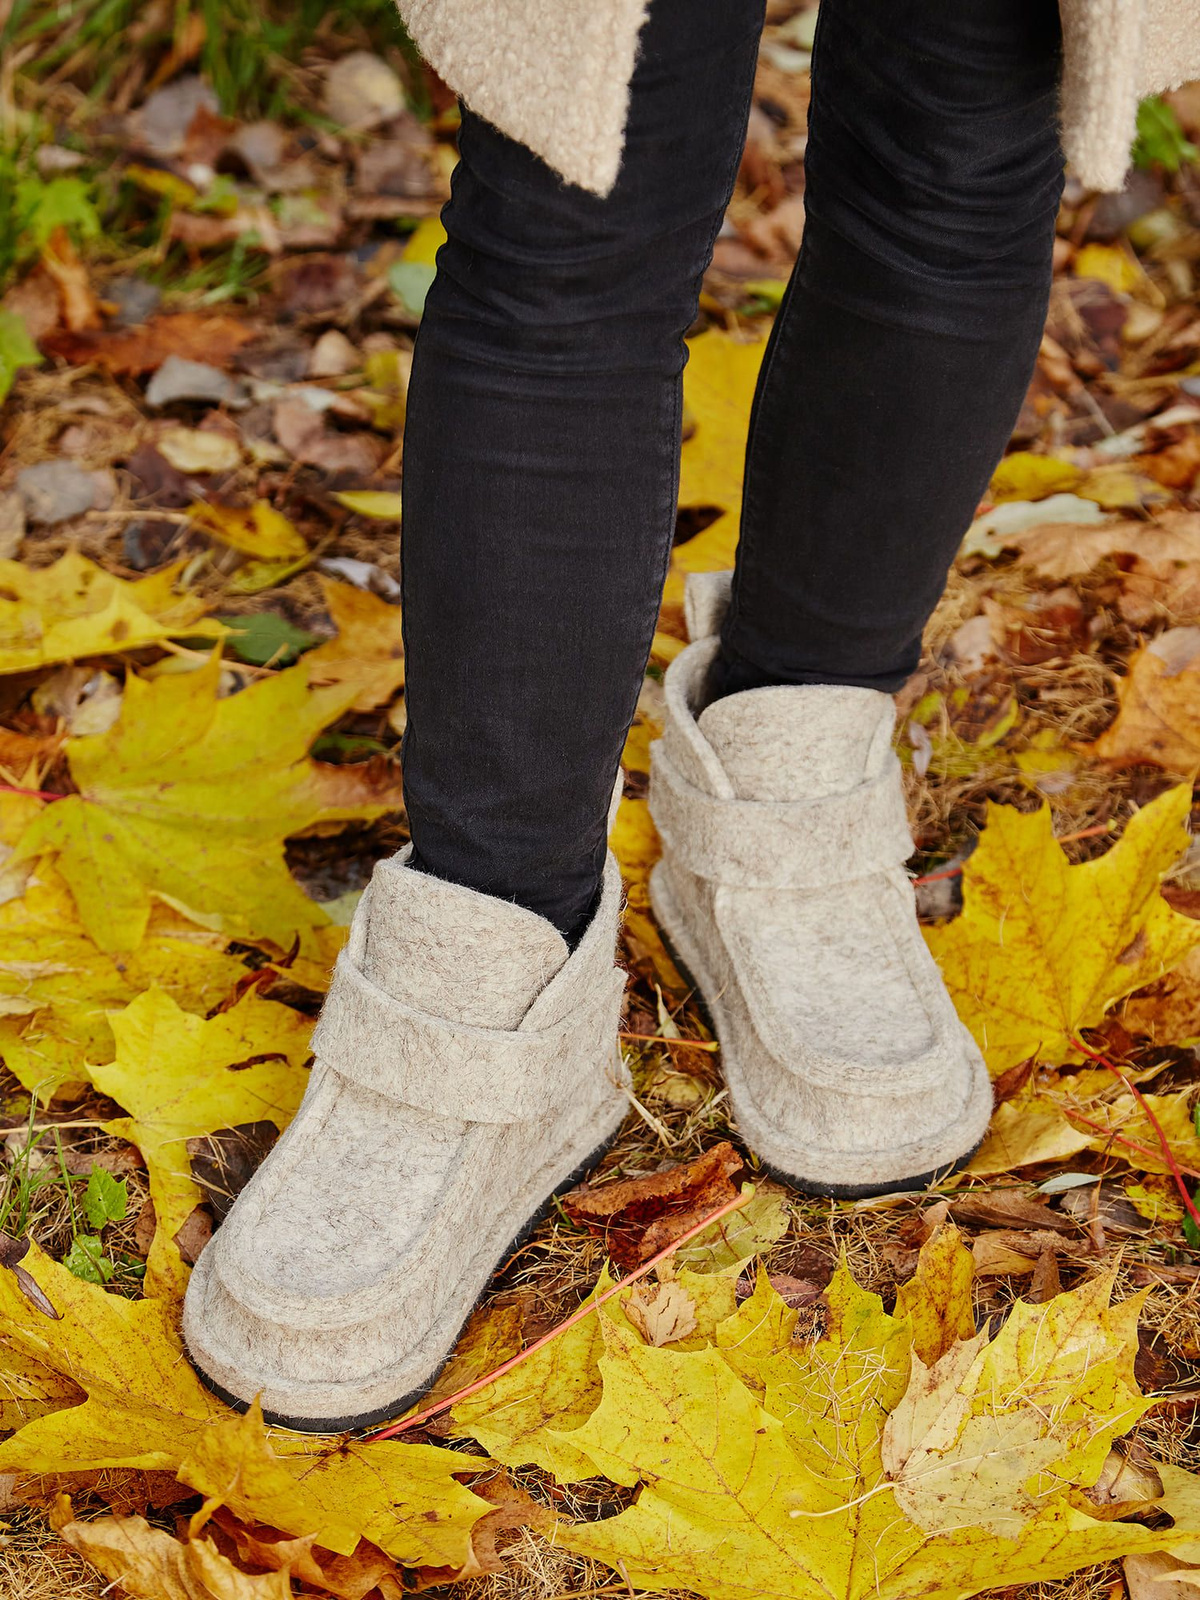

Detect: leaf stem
[0,783,63,801]
[364,1187,751,1442]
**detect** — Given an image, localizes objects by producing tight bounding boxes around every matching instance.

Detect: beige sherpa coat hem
[397,0,1200,197]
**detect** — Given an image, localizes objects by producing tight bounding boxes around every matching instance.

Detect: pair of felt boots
[183,576,991,1432]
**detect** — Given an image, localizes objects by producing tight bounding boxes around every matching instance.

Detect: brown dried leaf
[1091,627,1200,769]
[43,313,257,376]
[51,1495,294,1599]
[564,1142,744,1270]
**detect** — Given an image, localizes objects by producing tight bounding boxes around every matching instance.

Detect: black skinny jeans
[400,0,1065,943]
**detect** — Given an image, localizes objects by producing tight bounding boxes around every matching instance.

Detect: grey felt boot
[183,847,629,1432]
[648,572,992,1197]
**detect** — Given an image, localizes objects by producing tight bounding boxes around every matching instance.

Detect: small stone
[145,355,247,408]
[107,276,162,328]
[136,75,220,157]
[16,459,100,525]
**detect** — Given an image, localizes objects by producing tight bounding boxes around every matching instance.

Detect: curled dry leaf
[564,1141,744,1270]
[1091,627,1200,770]
[52,1496,295,1600]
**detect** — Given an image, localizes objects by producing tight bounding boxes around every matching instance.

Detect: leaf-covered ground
[6,5,1200,1599]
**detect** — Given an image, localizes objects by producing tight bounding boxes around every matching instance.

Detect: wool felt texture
[396,0,1200,196]
[182,847,629,1432]
[648,574,993,1198]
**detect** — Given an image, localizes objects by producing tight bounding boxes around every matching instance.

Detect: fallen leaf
[157,428,242,475]
[893,1222,975,1364]
[925,786,1200,1073]
[0,1253,491,1569]
[0,863,247,1101]
[557,1259,1200,1600]
[970,1229,1065,1275]
[146,355,247,408]
[967,1099,1094,1175]
[1126,1551,1200,1600]
[212,1507,406,1600]
[52,1497,295,1600]
[624,1280,699,1347]
[0,551,222,675]
[41,227,101,333]
[1091,628,1200,769]
[882,1274,1150,1536]
[448,1275,613,1482]
[1122,943,1200,1044]
[16,459,111,526]
[323,51,405,129]
[332,490,403,519]
[666,329,767,604]
[563,1142,744,1270]
[12,649,385,952]
[990,452,1083,504]
[273,398,384,477]
[305,577,404,710]
[188,500,307,561]
[43,312,256,376]
[92,987,311,1294]
[0,1242,226,1473]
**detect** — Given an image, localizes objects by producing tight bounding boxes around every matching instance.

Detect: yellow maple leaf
[925,786,1200,1073]
[448,1273,613,1483]
[0,1246,492,1573]
[553,1249,1200,1600]
[305,576,405,711]
[178,1402,492,1569]
[0,552,223,675]
[12,650,386,953]
[882,1276,1151,1538]
[664,330,766,607]
[0,1242,226,1473]
[93,987,311,1296]
[0,862,246,1102]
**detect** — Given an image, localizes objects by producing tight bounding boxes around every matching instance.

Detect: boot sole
[649,863,987,1200]
[187,1125,623,1436]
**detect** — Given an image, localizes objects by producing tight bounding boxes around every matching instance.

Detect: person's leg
[647,0,1063,1195]
[714,0,1064,696]
[400,0,765,945]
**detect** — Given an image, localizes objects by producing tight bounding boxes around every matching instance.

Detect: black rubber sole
[188,1128,623,1437]
[655,917,984,1202]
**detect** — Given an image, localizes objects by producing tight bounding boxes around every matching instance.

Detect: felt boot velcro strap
[310,957,627,1124]
[649,751,913,889]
